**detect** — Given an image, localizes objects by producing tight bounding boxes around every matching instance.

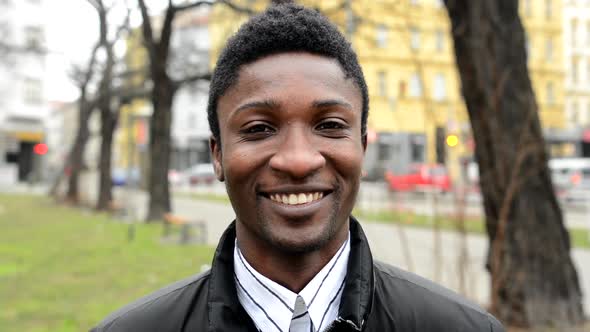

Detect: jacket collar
[206,217,374,331]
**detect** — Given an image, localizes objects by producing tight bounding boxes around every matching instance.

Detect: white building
[563,0,590,128]
[169,8,212,171]
[0,0,50,183]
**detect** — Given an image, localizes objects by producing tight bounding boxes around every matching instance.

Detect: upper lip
[257,184,334,196]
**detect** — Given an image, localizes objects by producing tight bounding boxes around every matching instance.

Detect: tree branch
[173,0,215,11]
[218,0,256,15]
[172,71,211,88]
[137,0,156,60]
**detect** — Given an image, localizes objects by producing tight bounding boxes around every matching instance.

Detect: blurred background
[0,0,589,331]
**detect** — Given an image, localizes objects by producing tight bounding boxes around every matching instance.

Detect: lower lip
[262,194,330,219]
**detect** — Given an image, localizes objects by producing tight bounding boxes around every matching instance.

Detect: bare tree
[93,1,131,211]
[64,43,100,204]
[137,0,251,221]
[444,0,584,328]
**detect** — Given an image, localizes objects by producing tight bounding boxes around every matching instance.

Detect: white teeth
[297,193,307,204]
[269,192,326,205]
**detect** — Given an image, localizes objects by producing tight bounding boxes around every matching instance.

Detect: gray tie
[289,295,314,332]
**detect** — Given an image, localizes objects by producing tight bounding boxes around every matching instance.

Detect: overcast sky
[45,0,170,102]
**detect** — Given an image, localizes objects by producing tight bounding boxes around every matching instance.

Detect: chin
[264,219,343,255]
[270,235,329,255]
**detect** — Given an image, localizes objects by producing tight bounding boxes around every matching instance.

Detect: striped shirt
[234,234,350,332]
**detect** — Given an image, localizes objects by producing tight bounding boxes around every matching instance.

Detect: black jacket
[91,218,505,331]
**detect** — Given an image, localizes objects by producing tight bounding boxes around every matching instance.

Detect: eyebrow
[233,98,353,115]
[312,99,353,111]
[233,99,280,114]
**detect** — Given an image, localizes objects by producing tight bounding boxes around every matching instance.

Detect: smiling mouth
[261,191,331,206]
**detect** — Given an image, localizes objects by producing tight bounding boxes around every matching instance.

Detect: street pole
[127,111,135,189]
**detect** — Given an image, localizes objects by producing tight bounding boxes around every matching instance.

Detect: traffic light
[33,143,48,155]
[446,134,459,147]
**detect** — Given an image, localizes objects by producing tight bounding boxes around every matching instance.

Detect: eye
[245,124,274,133]
[239,122,276,139]
[316,120,347,131]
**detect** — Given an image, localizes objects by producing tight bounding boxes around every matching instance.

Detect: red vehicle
[384,164,452,192]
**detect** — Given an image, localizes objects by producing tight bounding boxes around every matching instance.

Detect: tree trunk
[96,105,118,211]
[444,0,584,328]
[146,74,174,221]
[95,26,116,211]
[66,101,93,204]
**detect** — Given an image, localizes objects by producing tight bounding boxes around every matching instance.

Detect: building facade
[553,0,590,157]
[0,0,50,183]
[209,0,568,182]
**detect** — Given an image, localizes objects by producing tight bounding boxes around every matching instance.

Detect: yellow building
[209,0,565,180]
[114,28,151,178]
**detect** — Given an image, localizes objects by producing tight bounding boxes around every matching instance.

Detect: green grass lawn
[0,194,214,332]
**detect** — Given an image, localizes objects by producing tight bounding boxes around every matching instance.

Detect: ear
[209,136,224,182]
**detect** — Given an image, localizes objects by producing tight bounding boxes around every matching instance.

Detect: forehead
[218,52,362,115]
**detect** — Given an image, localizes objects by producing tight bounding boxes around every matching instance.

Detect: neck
[235,225,348,293]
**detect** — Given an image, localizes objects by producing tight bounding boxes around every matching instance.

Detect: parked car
[184,163,216,186]
[549,158,590,203]
[384,164,452,193]
[112,168,140,187]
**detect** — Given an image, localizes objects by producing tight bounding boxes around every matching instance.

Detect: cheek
[324,141,365,179]
[222,145,268,186]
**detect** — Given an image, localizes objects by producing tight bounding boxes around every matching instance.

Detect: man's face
[211,52,365,254]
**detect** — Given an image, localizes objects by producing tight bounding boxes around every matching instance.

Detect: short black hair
[207,2,369,142]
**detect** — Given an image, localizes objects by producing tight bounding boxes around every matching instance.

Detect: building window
[545,37,553,61]
[24,26,43,50]
[572,19,578,47]
[545,0,552,19]
[23,78,42,104]
[411,141,424,162]
[524,0,532,17]
[546,81,555,105]
[433,73,446,101]
[376,24,388,48]
[570,102,579,123]
[410,26,420,51]
[572,59,578,83]
[399,80,406,98]
[435,29,444,52]
[409,73,423,97]
[378,71,387,97]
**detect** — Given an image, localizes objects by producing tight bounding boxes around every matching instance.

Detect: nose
[268,127,326,179]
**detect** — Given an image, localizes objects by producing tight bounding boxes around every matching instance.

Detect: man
[92,2,504,331]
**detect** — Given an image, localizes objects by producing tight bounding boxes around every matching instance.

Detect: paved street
[174,181,590,229]
[115,187,590,314]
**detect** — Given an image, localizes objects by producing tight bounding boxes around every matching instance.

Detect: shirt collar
[234,234,351,332]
